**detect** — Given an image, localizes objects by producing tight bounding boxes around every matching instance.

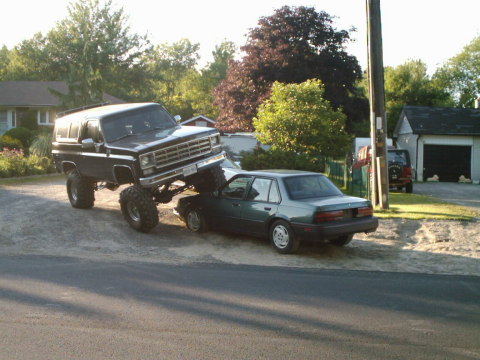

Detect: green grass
[0,173,64,186]
[374,192,478,221]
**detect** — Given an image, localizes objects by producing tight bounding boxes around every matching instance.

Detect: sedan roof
[235,169,324,178]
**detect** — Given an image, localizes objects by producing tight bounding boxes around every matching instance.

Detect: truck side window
[85,120,103,143]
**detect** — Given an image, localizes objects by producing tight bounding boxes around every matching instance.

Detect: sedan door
[209,175,252,230]
[241,177,280,236]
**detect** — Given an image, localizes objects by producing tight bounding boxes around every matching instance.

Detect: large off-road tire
[184,207,208,233]
[66,170,95,209]
[119,185,159,233]
[192,165,227,193]
[270,219,300,254]
[330,234,354,247]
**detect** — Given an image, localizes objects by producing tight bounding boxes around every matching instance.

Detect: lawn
[374,192,478,221]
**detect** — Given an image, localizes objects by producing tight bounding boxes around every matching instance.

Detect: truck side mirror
[81,138,95,150]
[174,115,182,123]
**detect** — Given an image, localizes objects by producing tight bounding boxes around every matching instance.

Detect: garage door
[423,145,471,182]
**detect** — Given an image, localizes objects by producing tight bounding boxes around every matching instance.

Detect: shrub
[3,127,35,149]
[30,133,53,157]
[0,135,23,150]
[0,147,55,178]
[240,148,325,173]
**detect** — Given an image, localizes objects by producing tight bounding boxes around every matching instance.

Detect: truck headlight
[140,153,155,169]
[210,134,220,146]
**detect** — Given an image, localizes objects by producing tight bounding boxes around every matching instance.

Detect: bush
[240,148,325,173]
[0,135,23,150]
[0,148,55,178]
[30,133,53,157]
[3,127,35,149]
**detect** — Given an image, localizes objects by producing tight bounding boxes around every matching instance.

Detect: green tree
[254,79,350,158]
[384,60,451,135]
[2,34,55,81]
[0,45,10,80]
[184,41,236,118]
[146,38,200,118]
[214,6,367,133]
[46,0,150,106]
[434,36,480,107]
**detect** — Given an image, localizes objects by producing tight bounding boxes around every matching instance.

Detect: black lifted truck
[52,102,226,232]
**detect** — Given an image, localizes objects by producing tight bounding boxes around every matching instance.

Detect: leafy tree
[0,45,10,80]
[145,38,200,118]
[384,60,451,135]
[434,35,480,108]
[254,80,350,158]
[214,6,367,133]
[2,34,55,81]
[184,41,236,119]
[46,0,150,106]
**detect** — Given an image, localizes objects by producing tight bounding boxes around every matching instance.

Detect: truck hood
[106,126,218,152]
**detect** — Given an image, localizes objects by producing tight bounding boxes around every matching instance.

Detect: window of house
[195,120,207,127]
[38,110,51,125]
[0,111,7,133]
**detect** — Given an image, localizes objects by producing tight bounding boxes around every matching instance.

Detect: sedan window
[247,178,272,202]
[284,175,342,199]
[222,176,251,199]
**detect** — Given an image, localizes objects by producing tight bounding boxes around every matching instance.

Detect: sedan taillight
[314,210,344,223]
[356,206,373,217]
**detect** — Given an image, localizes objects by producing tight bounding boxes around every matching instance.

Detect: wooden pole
[366,0,389,209]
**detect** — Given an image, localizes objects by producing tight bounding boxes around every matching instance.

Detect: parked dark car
[387,149,413,193]
[352,145,413,193]
[174,170,378,254]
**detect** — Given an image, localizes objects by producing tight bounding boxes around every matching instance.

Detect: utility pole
[366,0,389,209]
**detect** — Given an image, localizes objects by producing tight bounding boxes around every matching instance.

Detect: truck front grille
[154,137,212,168]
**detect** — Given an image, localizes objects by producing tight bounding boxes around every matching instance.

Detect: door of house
[423,145,471,182]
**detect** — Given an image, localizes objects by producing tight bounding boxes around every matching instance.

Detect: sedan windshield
[284,175,342,200]
[101,106,176,142]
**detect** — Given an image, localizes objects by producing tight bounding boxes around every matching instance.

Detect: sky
[1,0,479,74]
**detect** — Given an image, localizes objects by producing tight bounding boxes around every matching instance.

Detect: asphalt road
[0,255,479,360]
[414,182,480,210]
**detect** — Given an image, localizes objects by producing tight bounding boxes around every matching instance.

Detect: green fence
[325,158,370,199]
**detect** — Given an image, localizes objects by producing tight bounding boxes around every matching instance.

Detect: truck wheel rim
[187,211,200,231]
[272,225,289,249]
[71,183,79,201]
[127,202,140,222]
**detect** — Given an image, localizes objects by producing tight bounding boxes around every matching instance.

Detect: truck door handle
[264,207,271,211]
[232,203,240,207]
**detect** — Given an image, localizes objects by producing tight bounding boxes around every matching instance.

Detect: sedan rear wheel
[270,220,300,254]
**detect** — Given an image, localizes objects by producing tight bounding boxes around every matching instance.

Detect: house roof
[0,81,124,107]
[180,115,216,125]
[395,105,480,136]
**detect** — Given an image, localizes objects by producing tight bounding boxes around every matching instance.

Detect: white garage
[393,106,480,183]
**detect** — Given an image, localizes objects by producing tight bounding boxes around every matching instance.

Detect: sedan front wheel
[269,220,300,254]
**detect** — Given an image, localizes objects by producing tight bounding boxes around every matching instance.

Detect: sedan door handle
[264,207,271,211]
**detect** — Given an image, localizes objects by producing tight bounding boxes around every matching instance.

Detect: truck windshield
[101,106,176,142]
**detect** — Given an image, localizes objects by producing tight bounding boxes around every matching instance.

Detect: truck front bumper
[139,152,226,188]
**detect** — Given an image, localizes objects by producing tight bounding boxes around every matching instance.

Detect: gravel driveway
[0,176,478,276]
[414,182,480,210]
